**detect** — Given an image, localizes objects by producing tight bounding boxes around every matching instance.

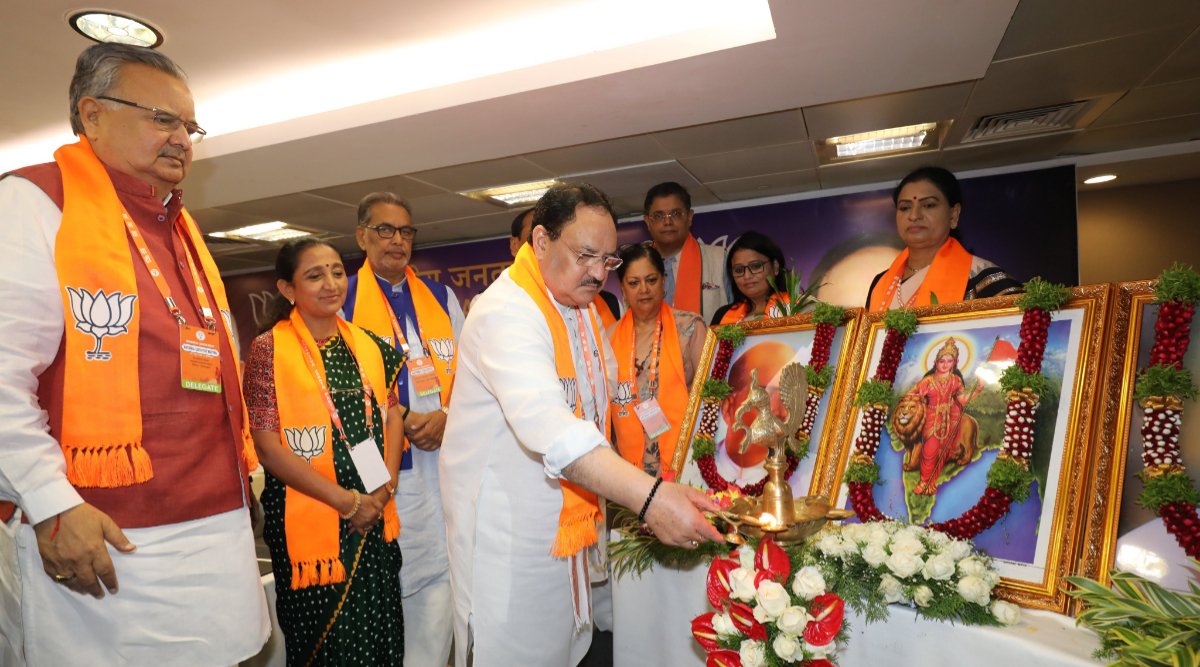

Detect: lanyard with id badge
[379,290,443,399]
[630,316,672,439]
[123,214,224,393]
[294,329,393,492]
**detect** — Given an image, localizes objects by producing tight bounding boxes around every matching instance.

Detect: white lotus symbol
[66,287,137,361]
[560,377,579,409]
[429,337,456,363]
[283,425,327,463]
[614,381,633,416]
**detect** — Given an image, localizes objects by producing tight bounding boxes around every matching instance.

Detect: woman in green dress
[245,238,406,666]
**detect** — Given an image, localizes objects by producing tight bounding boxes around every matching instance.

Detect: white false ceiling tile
[704,169,820,202]
[571,161,718,206]
[190,207,271,235]
[1065,114,1200,154]
[1076,150,1200,189]
[652,110,807,159]
[1091,78,1200,129]
[993,0,1200,61]
[816,153,933,190]
[407,193,506,223]
[803,82,974,141]
[408,156,553,193]
[1143,30,1200,86]
[413,211,515,247]
[305,175,447,205]
[679,142,816,183]
[218,192,353,221]
[937,132,1080,172]
[523,135,673,177]
[285,205,361,236]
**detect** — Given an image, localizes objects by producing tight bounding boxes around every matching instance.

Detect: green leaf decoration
[811,301,846,327]
[1154,263,1200,305]
[691,434,716,461]
[608,504,731,580]
[1134,364,1199,402]
[998,365,1050,396]
[883,309,919,337]
[843,461,881,485]
[854,378,894,407]
[930,292,939,305]
[715,324,747,348]
[986,456,1035,503]
[1015,277,1072,313]
[767,260,826,318]
[701,378,733,402]
[805,363,835,392]
[1136,470,1200,512]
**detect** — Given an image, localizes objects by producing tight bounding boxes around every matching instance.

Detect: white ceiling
[4,0,1200,273]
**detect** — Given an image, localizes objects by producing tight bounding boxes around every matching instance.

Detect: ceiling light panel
[1083,174,1117,184]
[461,180,561,207]
[70,12,163,48]
[814,122,951,166]
[209,221,329,243]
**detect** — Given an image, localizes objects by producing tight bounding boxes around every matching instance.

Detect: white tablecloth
[612,559,1102,667]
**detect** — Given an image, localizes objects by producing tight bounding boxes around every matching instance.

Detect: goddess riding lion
[891,392,979,472]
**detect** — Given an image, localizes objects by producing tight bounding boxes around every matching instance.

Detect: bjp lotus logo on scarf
[559,377,579,409]
[429,337,456,363]
[613,381,634,416]
[66,287,137,361]
[283,426,327,463]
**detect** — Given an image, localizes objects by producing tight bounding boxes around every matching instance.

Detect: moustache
[579,276,604,288]
[158,148,187,162]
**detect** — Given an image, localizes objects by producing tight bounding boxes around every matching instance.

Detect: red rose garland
[844,281,1066,540]
[1133,264,1200,558]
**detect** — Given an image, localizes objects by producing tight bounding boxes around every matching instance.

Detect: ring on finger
[53,573,77,583]
[689,540,699,548]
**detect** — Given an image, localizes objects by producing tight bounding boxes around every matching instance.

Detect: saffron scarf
[272,310,399,589]
[718,294,787,325]
[352,260,457,407]
[610,303,689,472]
[868,237,973,313]
[671,233,703,314]
[507,244,608,558]
[592,293,618,329]
[54,138,257,488]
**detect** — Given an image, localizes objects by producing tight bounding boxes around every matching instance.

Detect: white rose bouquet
[695,536,846,666]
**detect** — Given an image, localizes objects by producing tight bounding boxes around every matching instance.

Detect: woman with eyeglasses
[608,244,708,477]
[244,238,407,666]
[866,167,1022,311]
[710,231,789,326]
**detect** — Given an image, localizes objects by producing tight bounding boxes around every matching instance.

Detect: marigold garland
[843,280,1067,540]
[1133,264,1200,558]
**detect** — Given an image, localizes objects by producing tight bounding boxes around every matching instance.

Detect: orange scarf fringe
[508,244,608,558]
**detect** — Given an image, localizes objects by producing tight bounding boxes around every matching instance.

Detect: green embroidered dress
[246,330,405,667]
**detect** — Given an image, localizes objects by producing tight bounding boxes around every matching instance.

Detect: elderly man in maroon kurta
[0,44,268,666]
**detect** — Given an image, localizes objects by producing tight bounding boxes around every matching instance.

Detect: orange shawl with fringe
[55,138,256,488]
[868,237,973,313]
[671,234,703,314]
[272,310,399,589]
[610,303,688,472]
[508,244,608,558]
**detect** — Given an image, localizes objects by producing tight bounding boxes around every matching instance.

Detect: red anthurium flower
[803,593,845,647]
[691,613,720,652]
[753,570,774,590]
[805,660,835,667]
[728,602,768,641]
[706,649,743,667]
[754,535,790,583]
[707,556,740,609]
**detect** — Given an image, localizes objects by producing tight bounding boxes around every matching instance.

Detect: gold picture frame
[1079,280,1199,597]
[820,285,1112,614]
[669,309,862,496]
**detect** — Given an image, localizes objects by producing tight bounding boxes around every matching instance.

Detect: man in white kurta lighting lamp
[440,182,723,666]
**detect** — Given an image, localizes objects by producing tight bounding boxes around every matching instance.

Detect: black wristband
[401,405,411,420]
[638,477,665,522]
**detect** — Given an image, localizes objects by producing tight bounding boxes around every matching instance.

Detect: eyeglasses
[565,242,623,271]
[363,224,418,240]
[647,209,688,223]
[617,240,655,253]
[731,260,769,277]
[97,96,206,143]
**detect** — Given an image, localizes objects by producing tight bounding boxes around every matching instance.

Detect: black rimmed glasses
[565,242,622,271]
[363,224,418,241]
[97,96,206,143]
[731,260,769,277]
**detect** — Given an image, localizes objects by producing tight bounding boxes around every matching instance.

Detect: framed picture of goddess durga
[1080,279,1200,595]
[822,284,1112,613]
[669,308,862,500]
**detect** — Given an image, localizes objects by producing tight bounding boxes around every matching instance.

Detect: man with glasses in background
[642,181,729,323]
[0,43,269,666]
[342,191,463,667]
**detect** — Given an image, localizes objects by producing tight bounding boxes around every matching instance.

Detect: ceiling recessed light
[69,12,163,48]
[813,121,951,166]
[209,221,323,243]
[461,179,561,207]
[1084,174,1117,184]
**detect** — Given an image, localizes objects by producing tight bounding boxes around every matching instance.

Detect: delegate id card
[180,324,222,393]
[407,356,443,397]
[634,398,672,439]
[348,437,391,493]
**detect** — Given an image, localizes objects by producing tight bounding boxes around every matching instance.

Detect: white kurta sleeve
[475,302,608,479]
[445,286,466,337]
[0,176,84,525]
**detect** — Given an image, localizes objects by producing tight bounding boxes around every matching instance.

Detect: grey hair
[357,192,414,226]
[69,43,188,135]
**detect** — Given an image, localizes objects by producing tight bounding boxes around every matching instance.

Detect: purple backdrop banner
[224,166,1077,357]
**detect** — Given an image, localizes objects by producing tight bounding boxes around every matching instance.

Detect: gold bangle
[340,489,361,519]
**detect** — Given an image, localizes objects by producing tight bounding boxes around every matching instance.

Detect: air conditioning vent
[962,100,1096,144]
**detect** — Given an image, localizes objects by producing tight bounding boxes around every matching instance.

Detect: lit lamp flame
[759,512,778,529]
